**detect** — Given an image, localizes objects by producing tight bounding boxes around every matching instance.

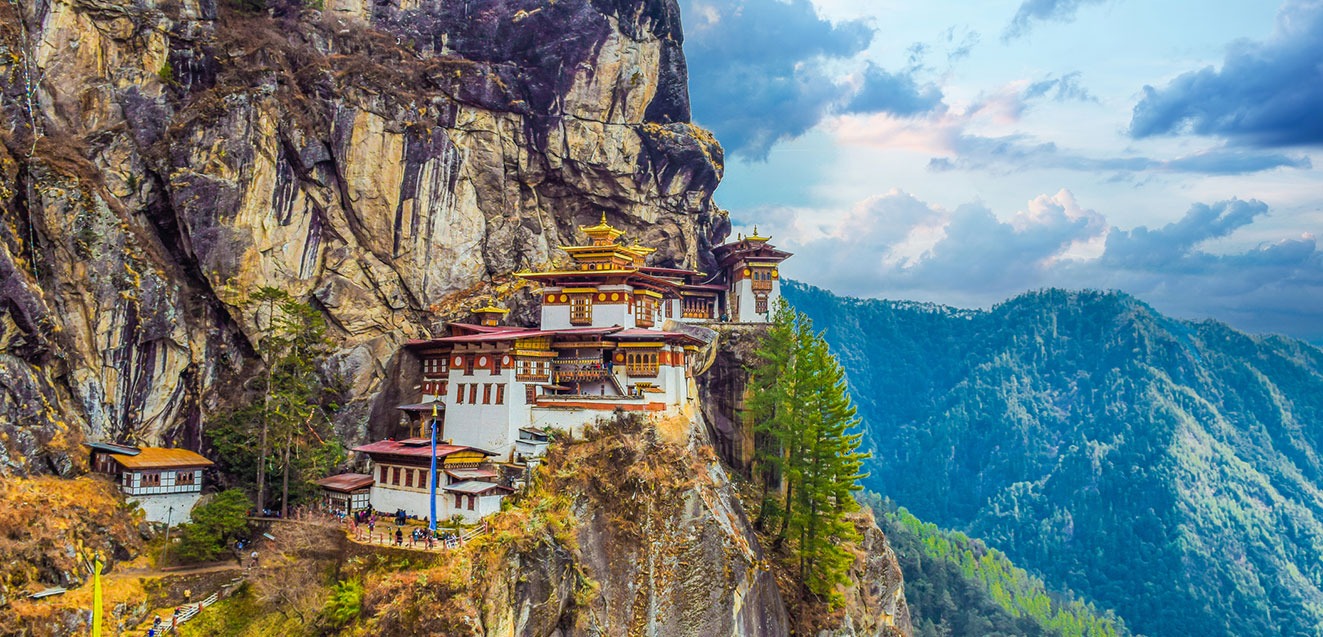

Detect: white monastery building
[85,442,214,525]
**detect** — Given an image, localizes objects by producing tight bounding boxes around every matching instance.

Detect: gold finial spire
[748,225,770,242]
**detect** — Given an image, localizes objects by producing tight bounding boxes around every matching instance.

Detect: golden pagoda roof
[746,225,770,242]
[471,305,509,315]
[623,241,656,257]
[579,212,626,245]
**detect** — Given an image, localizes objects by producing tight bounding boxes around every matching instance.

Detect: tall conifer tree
[747,300,871,604]
[747,297,796,532]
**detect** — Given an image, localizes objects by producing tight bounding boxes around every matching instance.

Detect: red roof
[351,439,496,459]
[317,473,374,492]
[432,325,623,343]
[639,265,704,277]
[445,468,500,481]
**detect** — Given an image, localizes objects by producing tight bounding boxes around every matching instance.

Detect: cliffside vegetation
[0,476,143,602]
[174,489,252,564]
[787,280,1323,637]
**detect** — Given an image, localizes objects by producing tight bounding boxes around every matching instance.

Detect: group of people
[344,507,461,551]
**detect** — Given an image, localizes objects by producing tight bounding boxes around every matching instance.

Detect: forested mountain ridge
[786,281,1323,637]
[862,496,1128,637]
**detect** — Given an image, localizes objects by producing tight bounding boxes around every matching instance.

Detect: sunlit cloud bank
[739,191,1323,339]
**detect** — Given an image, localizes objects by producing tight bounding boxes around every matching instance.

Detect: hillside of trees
[786,281,1323,637]
[860,494,1127,637]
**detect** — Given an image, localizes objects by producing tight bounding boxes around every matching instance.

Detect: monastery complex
[344,216,791,523]
[91,215,791,527]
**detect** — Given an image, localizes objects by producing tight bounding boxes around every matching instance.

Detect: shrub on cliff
[174,489,251,564]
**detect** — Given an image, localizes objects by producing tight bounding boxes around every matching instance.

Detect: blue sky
[678,0,1323,341]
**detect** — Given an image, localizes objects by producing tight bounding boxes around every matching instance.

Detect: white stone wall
[370,485,438,520]
[732,277,780,323]
[131,491,204,525]
[475,494,503,519]
[443,366,535,459]
[369,484,502,524]
[540,304,572,330]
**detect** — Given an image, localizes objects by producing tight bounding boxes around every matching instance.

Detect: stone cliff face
[0,0,727,473]
[471,414,792,637]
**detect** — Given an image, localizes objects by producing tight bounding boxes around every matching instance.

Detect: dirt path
[109,561,243,580]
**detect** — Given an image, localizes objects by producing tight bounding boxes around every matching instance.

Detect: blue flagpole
[429,403,438,533]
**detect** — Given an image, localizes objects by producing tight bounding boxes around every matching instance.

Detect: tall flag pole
[91,553,103,636]
[429,402,439,533]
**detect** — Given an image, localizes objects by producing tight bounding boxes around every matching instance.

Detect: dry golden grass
[0,475,146,635]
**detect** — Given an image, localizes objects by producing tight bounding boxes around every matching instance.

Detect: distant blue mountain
[786,280,1323,637]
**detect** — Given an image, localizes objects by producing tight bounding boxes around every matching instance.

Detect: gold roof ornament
[471,304,510,315]
[579,212,626,246]
[747,225,770,242]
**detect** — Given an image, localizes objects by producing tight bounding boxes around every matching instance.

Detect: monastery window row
[423,357,449,375]
[750,268,775,292]
[625,352,659,377]
[454,383,506,405]
[682,297,714,319]
[516,359,552,381]
[379,465,433,491]
[422,379,448,396]
[454,494,477,511]
[449,353,514,376]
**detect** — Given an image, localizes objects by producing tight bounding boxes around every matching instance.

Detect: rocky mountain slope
[786,281,1323,637]
[0,0,727,474]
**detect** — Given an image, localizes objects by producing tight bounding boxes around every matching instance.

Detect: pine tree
[747,297,796,532]
[747,301,871,605]
[208,288,345,513]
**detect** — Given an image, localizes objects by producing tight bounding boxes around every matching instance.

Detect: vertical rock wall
[0,0,728,474]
